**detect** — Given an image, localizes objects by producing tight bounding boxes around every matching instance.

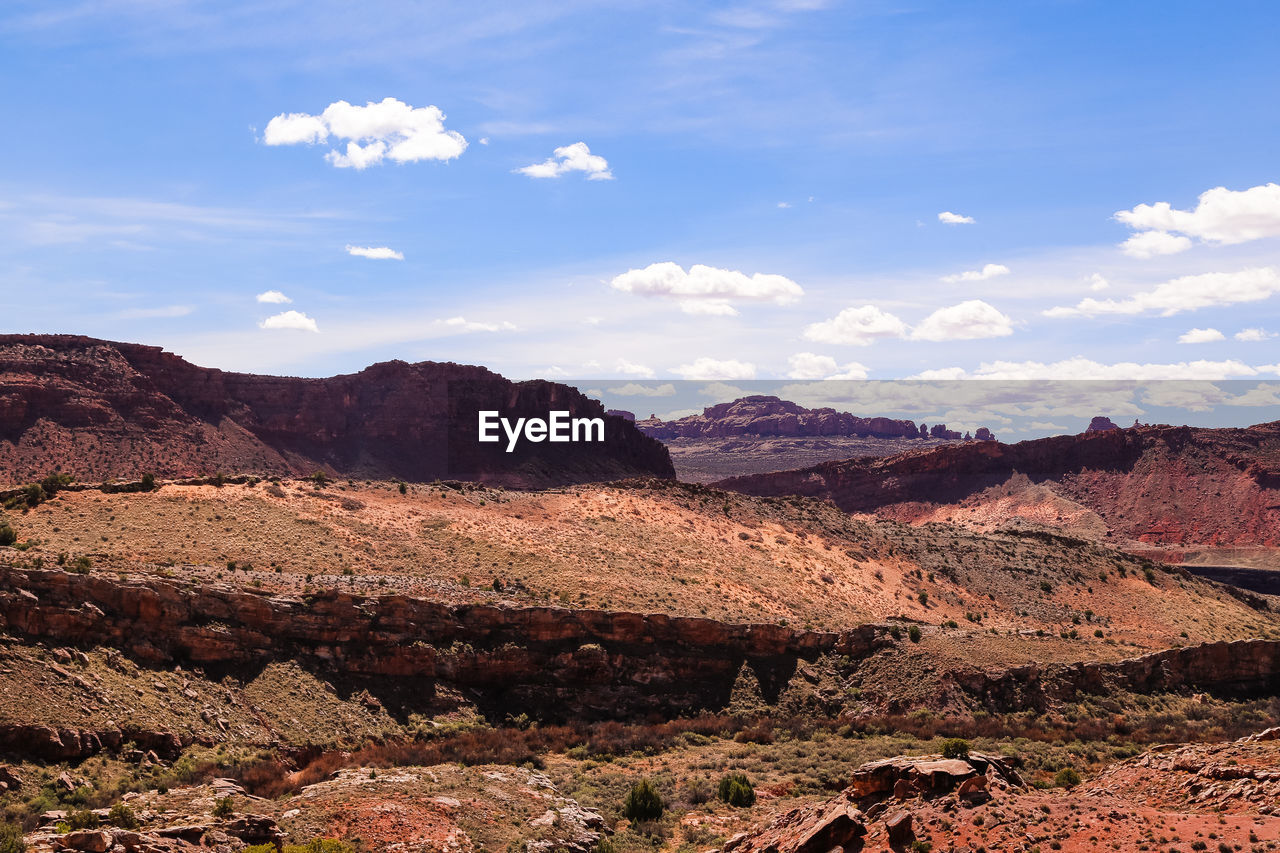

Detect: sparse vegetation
[717,772,756,807]
[622,779,664,821]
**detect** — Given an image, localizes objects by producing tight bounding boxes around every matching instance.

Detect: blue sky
[3,0,1280,391]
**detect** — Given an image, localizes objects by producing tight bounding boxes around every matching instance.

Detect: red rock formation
[0,335,673,487]
[716,422,1280,548]
[1087,416,1121,432]
[636,396,959,441]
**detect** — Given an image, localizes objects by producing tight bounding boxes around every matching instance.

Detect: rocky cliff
[0,335,674,487]
[716,422,1280,548]
[0,565,888,734]
[636,396,987,442]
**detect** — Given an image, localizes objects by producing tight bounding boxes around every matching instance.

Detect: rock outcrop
[636,396,987,442]
[716,421,1280,548]
[0,335,674,487]
[1087,416,1121,432]
[0,565,892,747]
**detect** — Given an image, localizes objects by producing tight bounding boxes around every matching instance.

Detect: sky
[3,0,1280,394]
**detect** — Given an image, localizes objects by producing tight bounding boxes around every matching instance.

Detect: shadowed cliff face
[0,334,674,486]
[716,423,1280,549]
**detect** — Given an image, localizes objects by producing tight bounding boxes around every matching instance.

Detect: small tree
[140,473,156,491]
[108,803,139,830]
[0,523,16,547]
[0,823,24,853]
[907,625,922,643]
[398,482,407,495]
[623,779,664,821]
[213,796,235,818]
[1054,767,1081,788]
[940,738,970,759]
[717,772,756,807]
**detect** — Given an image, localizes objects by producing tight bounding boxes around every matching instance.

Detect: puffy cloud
[1089,274,1110,292]
[439,316,516,333]
[609,383,677,397]
[263,97,467,169]
[614,359,656,378]
[1114,183,1280,245]
[937,211,975,225]
[1178,327,1225,344]
[941,263,1009,283]
[346,245,404,260]
[259,310,319,332]
[1119,230,1192,258]
[516,142,612,180]
[920,356,1259,380]
[1235,328,1276,342]
[256,290,292,304]
[803,305,908,346]
[680,300,739,316]
[670,358,757,380]
[910,300,1014,341]
[1044,267,1280,317]
[785,352,868,380]
[611,262,803,313]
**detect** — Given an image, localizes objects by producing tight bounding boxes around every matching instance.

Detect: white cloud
[611,262,803,313]
[1235,328,1275,342]
[698,382,749,402]
[1119,230,1192,258]
[1089,273,1110,292]
[922,356,1259,380]
[670,358,757,380]
[938,211,975,225]
[785,352,869,380]
[910,300,1014,341]
[803,305,908,345]
[1044,267,1280,317]
[516,142,612,180]
[941,263,1010,283]
[439,316,517,333]
[1114,183,1280,245]
[614,358,656,377]
[1177,327,1225,344]
[346,245,404,260]
[680,300,739,316]
[263,97,467,169]
[777,201,792,209]
[256,290,292,304]
[259,310,319,332]
[610,383,677,397]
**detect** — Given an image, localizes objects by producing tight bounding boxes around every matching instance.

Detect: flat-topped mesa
[0,334,674,487]
[636,395,993,442]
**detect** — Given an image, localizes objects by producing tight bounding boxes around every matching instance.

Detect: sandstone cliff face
[0,566,888,731]
[0,335,673,487]
[716,422,1280,548]
[637,396,937,441]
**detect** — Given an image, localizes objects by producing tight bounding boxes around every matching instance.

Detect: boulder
[884,810,913,846]
[62,830,111,852]
[723,795,865,853]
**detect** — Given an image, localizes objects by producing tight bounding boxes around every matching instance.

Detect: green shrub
[917,591,928,605]
[67,810,98,830]
[940,738,970,759]
[1054,767,1081,788]
[717,772,755,807]
[107,803,139,830]
[0,523,15,547]
[398,482,407,495]
[212,796,234,818]
[594,839,616,853]
[623,779,664,821]
[0,823,24,853]
[140,473,156,491]
[71,556,92,574]
[907,625,922,643]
